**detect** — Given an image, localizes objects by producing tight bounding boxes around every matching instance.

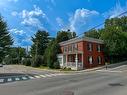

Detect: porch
[58,53,84,70]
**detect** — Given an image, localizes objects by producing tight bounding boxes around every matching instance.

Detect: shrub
[31,55,43,67]
[22,58,32,66]
[53,61,60,69]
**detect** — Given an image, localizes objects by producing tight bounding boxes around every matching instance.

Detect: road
[1,64,127,95]
[0,65,65,84]
[0,70,127,95]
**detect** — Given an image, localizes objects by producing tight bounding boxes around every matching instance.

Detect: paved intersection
[0,73,66,84]
[0,65,65,84]
[0,64,127,95]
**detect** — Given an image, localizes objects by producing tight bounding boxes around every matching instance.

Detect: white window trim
[98,56,101,64]
[89,56,93,64]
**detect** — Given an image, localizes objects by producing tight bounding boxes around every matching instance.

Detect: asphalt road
[0,70,127,95]
[0,65,65,84]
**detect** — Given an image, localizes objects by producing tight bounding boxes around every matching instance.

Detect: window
[87,43,92,51]
[68,45,72,52]
[97,56,101,64]
[64,46,68,52]
[58,58,62,65]
[68,55,74,62]
[88,56,93,64]
[97,44,101,52]
[72,43,78,51]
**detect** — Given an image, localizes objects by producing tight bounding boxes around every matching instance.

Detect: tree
[31,30,49,56]
[101,26,127,62]
[56,29,76,43]
[83,16,127,63]
[44,40,61,68]
[0,15,13,63]
[105,16,127,32]
[4,47,26,64]
[84,29,100,39]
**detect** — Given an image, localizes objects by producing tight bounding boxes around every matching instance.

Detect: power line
[77,10,127,37]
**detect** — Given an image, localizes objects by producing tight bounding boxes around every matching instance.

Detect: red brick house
[57,37,105,70]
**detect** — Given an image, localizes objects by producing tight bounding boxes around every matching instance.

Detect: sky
[0,0,127,47]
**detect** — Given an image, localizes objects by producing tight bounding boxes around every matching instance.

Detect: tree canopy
[84,29,100,39]
[31,30,49,56]
[44,39,61,68]
[0,15,13,63]
[84,16,127,63]
[56,29,76,43]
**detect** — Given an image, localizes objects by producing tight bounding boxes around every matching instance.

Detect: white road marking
[29,76,35,79]
[7,78,12,82]
[22,77,27,80]
[34,76,41,78]
[39,75,46,78]
[0,79,4,83]
[44,74,54,77]
[15,77,20,81]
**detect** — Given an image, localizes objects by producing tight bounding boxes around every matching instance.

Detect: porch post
[82,53,84,69]
[66,54,68,67]
[75,53,78,70]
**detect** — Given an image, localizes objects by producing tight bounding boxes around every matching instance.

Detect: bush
[11,58,18,64]
[62,67,72,71]
[22,58,32,66]
[53,61,60,69]
[31,55,43,67]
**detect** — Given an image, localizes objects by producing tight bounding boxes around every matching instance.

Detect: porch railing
[66,62,83,70]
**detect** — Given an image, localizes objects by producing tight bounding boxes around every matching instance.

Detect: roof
[59,37,104,46]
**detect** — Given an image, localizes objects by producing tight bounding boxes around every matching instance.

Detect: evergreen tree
[31,30,49,56]
[0,15,13,63]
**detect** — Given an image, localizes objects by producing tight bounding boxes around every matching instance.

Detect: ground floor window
[88,56,93,64]
[78,54,82,62]
[97,56,101,64]
[68,55,75,62]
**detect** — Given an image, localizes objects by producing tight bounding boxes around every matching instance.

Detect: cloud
[9,29,25,35]
[69,8,99,32]
[104,1,127,18]
[11,5,48,29]
[9,29,32,46]
[56,17,64,27]
[11,11,18,16]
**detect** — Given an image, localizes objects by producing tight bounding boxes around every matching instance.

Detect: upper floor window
[64,46,68,53]
[68,45,72,52]
[72,43,78,51]
[97,44,101,52]
[87,43,93,51]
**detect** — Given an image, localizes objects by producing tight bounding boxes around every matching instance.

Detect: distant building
[57,37,105,70]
